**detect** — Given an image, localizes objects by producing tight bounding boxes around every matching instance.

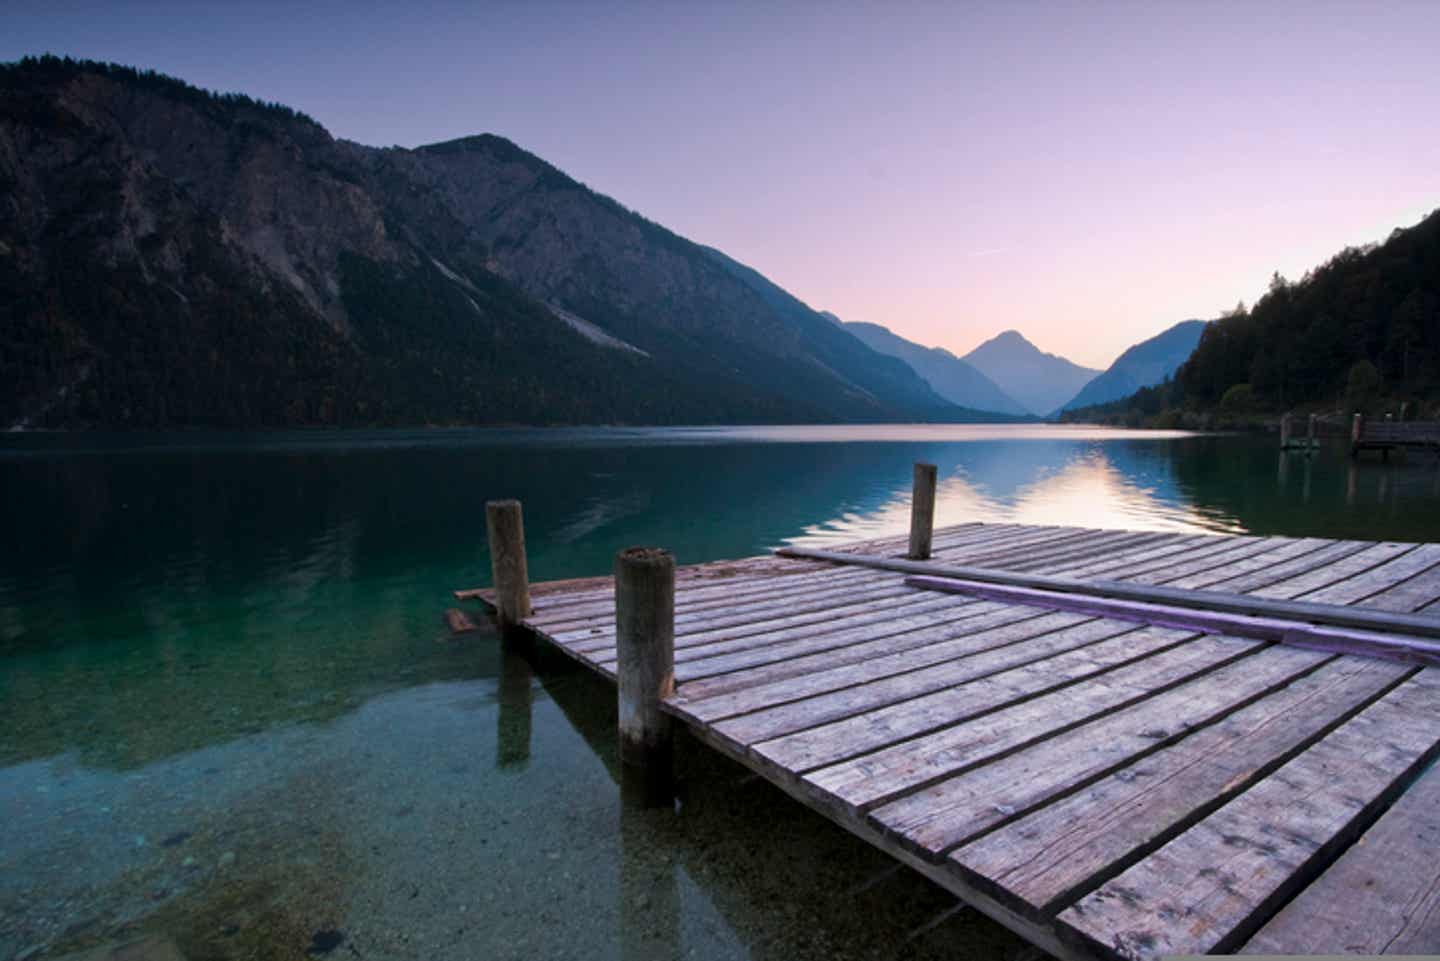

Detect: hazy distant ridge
[840,320,1030,417]
[1059,319,1208,412]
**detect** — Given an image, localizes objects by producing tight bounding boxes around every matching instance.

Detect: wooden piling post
[1351,413,1365,459]
[615,546,675,775]
[485,499,531,633]
[1307,413,1318,448]
[1279,413,1293,449]
[908,462,938,560]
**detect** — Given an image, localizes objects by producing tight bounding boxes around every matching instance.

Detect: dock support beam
[485,499,531,635]
[1308,413,1318,447]
[1351,413,1365,459]
[908,462,938,560]
[1279,412,1293,449]
[615,546,676,784]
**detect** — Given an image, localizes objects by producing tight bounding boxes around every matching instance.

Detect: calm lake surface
[3,425,1439,961]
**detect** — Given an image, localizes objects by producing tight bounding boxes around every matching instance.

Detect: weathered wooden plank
[1058,670,1440,959]
[1042,534,1250,582]
[1002,531,1189,574]
[1247,541,1418,599]
[1191,539,1370,596]
[541,570,887,639]
[675,611,1121,724]
[936,525,1096,563]
[909,523,1045,560]
[847,521,993,557]
[906,575,1440,667]
[664,603,1044,694]
[1159,537,1335,590]
[1297,543,1440,607]
[951,656,1409,914]
[560,578,915,651]
[528,562,879,627]
[1359,559,1440,613]
[469,552,809,607]
[774,547,1440,639]
[591,595,999,677]
[663,605,1056,702]
[672,704,1101,961]
[778,633,1259,805]
[867,644,1330,858]
[660,592,973,665]
[1241,719,1440,955]
[662,599,1019,681]
[1032,533,1221,581]
[1121,537,1299,586]
[701,618,1165,746]
[965,529,1170,574]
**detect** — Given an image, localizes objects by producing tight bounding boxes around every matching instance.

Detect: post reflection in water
[495,640,534,768]
[619,781,681,961]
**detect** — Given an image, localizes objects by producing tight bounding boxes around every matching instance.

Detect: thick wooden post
[615,546,675,775]
[1351,413,1365,459]
[1279,413,1293,449]
[485,499,531,632]
[908,462,938,560]
[1307,413,1318,447]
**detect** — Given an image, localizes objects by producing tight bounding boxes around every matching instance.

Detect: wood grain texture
[1059,670,1440,959]
[1242,709,1440,955]
[868,644,1330,858]
[951,656,1409,914]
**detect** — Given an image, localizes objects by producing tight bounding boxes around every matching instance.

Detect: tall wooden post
[1279,413,1293,449]
[615,546,675,777]
[1351,413,1365,459]
[908,462,938,561]
[485,499,531,633]
[1307,413,1318,447]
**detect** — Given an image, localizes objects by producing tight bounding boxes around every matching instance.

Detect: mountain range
[2,56,1007,429]
[0,56,1215,430]
[839,320,1031,417]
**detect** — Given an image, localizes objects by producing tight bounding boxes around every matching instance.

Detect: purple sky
[7,1,1440,368]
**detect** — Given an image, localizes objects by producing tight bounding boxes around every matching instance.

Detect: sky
[6,1,1440,369]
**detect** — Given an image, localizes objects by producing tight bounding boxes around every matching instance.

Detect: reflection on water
[2,425,1439,959]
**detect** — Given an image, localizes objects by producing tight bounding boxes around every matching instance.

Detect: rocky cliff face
[1,57,961,428]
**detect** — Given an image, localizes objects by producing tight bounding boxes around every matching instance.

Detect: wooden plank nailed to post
[615,546,676,774]
[485,499,531,633]
[909,462,938,560]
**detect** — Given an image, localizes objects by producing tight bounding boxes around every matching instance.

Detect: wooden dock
[1352,415,1440,458]
[460,508,1440,959]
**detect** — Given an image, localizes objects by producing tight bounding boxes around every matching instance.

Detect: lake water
[3,425,1439,960]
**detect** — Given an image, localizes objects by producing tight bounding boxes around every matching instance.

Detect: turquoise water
[2,425,1439,960]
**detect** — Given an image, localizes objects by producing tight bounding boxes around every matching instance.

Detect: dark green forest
[1064,208,1440,427]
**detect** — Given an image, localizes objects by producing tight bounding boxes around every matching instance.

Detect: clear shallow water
[2,425,1439,960]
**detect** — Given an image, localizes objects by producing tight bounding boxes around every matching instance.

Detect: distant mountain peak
[961,330,1099,417]
[839,319,1030,418]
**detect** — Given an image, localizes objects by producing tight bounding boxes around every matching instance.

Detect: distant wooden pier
[458,475,1440,960]
[1351,413,1440,459]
